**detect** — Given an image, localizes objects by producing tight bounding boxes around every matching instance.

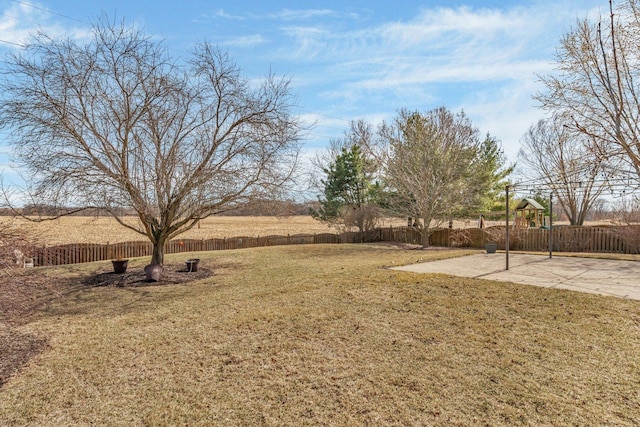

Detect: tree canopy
[0,17,302,265]
[375,107,511,246]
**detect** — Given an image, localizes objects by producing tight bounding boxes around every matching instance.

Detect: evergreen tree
[475,134,515,216]
[311,144,380,232]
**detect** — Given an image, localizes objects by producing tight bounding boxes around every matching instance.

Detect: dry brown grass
[0,215,410,245]
[1,244,640,425]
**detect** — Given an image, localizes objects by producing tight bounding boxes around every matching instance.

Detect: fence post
[548,193,553,258]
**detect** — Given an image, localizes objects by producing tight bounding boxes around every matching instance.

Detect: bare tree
[536,0,640,179]
[611,195,640,223]
[519,115,608,225]
[375,107,506,247]
[0,17,302,265]
[609,195,640,252]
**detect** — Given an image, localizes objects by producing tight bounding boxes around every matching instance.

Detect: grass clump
[1,244,639,425]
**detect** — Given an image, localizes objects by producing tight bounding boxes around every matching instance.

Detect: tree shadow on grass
[0,262,216,389]
[0,326,47,388]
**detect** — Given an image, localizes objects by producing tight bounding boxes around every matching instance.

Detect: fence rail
[430,225,640,254]
[23,225,640,267]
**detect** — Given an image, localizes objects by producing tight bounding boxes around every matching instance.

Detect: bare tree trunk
[421,226,430,249]
[151,234,167,265]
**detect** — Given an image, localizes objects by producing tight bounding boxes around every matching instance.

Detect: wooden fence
[32,232,365,267]
[430,225,640,254]
[25,225,640,267]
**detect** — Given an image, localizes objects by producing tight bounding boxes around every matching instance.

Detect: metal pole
[505,185,510,270]
[549,193,553,259]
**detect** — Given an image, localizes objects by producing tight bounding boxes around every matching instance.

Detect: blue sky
[0,0,607,188]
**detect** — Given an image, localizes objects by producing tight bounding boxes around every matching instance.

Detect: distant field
[4,215,611,246]
[3,215,410,245]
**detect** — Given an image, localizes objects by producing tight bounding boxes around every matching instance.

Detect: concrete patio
[392,252,640,301]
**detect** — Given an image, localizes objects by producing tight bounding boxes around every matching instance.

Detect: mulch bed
[81,263,214,288]
[0,262,214,389]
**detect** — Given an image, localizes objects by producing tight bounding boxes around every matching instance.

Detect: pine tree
[311,144,380,232]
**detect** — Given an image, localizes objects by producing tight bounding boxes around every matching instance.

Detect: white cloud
[215,9,245,21]
[278,25,332,60]
[462,78,549,161]
[0,2,46,46]
[275,3,572,76]
[378,6,531,48]
[0,2,90,49]
[350,59,553,91]
[219,34,267,48]
[277,3,578,131]
[271,2,599,163]
[269,9,336,21]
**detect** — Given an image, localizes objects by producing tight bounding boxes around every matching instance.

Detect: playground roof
[515,198,545,210]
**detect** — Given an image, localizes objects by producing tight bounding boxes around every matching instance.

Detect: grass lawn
[1,244,640,425]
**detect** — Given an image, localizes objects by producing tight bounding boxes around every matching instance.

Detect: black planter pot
[112,259,129,274]
[485,243,498,254]
[185,258,200,272]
